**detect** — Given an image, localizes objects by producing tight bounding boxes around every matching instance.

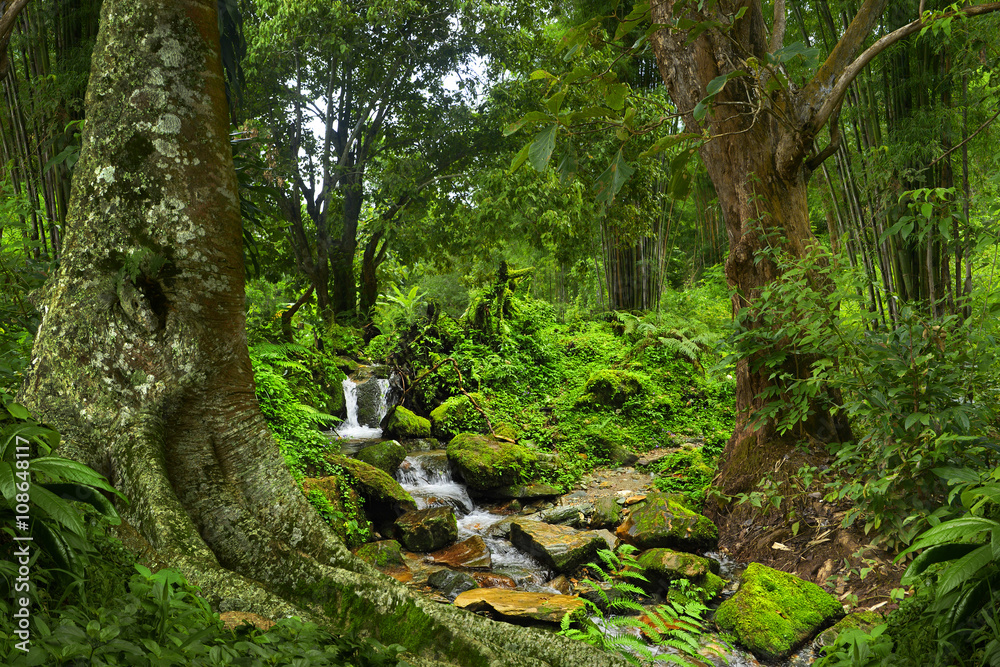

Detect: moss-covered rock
[714,563,844,662]
[430,394,489,440]
[637,548,710,580]
[301,476,371,545]
[355,440,407,475]
[615,493,717,551]
[509,520,605,574]
[395,507,458,552]
[446,433,537,490]
[590,496,623,529]
[576,369,645,408]
[383,406,431,439]
[354,539,405,569]
[335,356,360,375]
[484,482,563,500]
[324,453,416,513]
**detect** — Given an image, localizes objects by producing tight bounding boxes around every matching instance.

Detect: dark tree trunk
[18,1,626,664]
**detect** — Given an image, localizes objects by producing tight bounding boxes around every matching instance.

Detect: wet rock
[355,440,407,475]
[590,496,623,529]
[548,574,573,595]
[427,569,477,600]
[615,492,718,552]
[638,548,711,580]
[472,572,517,589]
[538,503,593,528]
[323,454,416,515]
[402,438,439,452]
[483,482,563,500]
[715,562,844,663]
[593,529,617,550]
[383,406,431,439]
[446,433,538,490]
[483,516,520,539]
[427,535,491,569]
[509,520,605,574]
[395,507,458,552]
[453,589,586,625]
[354,539,406,568]
[354,378,385,427]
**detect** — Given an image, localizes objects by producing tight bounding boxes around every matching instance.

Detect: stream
[332,366,821,666]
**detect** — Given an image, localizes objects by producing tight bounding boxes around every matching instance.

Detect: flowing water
[335,374,391,439]
[396,453,554,590]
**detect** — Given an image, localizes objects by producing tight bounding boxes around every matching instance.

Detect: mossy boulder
[301,476,371,545]
[615,493,717,552]
[576,369,645,409]
[354,540,406,569]
[446,433,537,490]
[335,356,360,375]
[431,394,489,440]
[383,406,431,439]
[355,440,407,475]
[637,548,710,580]
[324,454,416,515]
[484,482,562,500]
[715,563,844,662]
[395,507,458,552]
[590,496,623,529]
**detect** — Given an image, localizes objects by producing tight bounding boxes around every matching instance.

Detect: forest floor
[573,459,905,617]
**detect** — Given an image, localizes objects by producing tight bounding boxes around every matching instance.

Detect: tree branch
[769,0,787,53]
[0,0,30,77]
[809,2,1000,139]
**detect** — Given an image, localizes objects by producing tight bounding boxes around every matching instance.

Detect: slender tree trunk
[19,2,625,664]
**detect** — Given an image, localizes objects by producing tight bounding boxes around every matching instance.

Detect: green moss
[324,454,415,508]
[430,393,490,440]
[576,369,646,408]
[355,440,407,474]
[616,493,718,551]
[446,433,538,490]
[354,540,405,568]
[714,563,843,662]
[384,407,431,439]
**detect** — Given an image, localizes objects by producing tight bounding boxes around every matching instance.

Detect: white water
[336,377,390,438]
[397,453,553,588]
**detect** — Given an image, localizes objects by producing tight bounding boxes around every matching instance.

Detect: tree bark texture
[18,1,626,664]
[648,0,871,502]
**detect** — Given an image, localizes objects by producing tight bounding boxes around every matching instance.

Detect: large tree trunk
[649,1,862,509]
[18,2,625,664]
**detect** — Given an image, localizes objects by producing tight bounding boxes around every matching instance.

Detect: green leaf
[606,83,628,111]
[936,544,993,596]
[638,132,700,159]
[530,69,555,81]
[504,111,551,136]
[545,89,568,115]
[509,142,530,173]
[593,149,635,203]
[693,99,708,121]
[29,485,86,536]
[920,202,933,218]
[528,125,558,172]
[563,66,594,86]
[6,402,30,420]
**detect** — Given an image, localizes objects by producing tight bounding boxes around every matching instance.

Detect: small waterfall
[397,453,553,589]
[336,374,390,439]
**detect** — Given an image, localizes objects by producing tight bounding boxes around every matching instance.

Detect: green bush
[652,447,715,509]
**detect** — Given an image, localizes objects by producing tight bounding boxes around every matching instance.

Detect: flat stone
[427,569,478,600]
[453,589,586,625]
[537,503,593,527]
[509,520,605,573]
[590,496,622,529]
[624,495,647,505]
[427,535,491,569]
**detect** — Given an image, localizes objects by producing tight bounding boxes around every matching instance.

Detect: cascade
[396,453,554,590]
[336,370,391,439]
